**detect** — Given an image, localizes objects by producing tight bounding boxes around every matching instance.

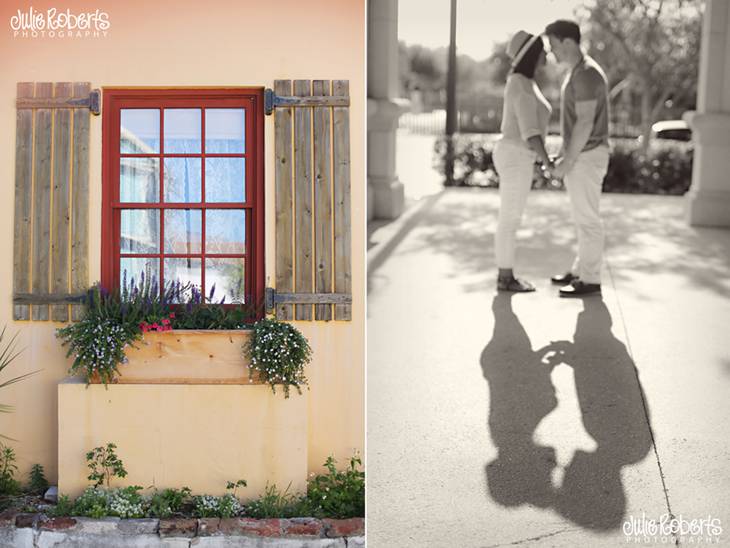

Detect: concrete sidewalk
[367,188,730,547]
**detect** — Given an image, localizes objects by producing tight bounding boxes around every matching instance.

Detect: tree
[579,0,702,148]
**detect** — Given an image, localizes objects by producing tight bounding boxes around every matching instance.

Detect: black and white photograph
[368,0,729,546]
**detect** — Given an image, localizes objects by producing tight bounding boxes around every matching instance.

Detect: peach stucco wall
[0,0,364,487]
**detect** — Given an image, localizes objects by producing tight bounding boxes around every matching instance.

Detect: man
[545,20,610,297]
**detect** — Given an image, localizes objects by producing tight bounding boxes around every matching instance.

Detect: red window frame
[101,88,265,315]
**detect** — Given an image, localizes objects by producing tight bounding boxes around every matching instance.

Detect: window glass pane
[164,209,202,254]
[164,109,201,153]
[121,209,159,253]
[120,158,159,202]
[120,109,160,153]
[164,158,201,202]
[205,210,246,254]
[206,258,245,303]
[164,258,201,298]
[205,108,245,153]
[119,258,160,292]
[205,158,245,202]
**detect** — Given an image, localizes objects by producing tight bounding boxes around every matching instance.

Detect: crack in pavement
[480,526,579,547]
[606,258,679,547]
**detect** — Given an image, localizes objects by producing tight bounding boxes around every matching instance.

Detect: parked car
[650,120,692,142]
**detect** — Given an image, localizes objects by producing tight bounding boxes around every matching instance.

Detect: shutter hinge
[264,87,350,116]
[265,288,352,312]
[15,88,101,115]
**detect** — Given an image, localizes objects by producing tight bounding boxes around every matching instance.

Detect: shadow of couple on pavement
[480,293,654,531]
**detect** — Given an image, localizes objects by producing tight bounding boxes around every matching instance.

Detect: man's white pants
[563,145,610,285]
[493,140,536,270]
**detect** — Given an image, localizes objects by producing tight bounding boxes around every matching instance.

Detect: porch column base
[684,111,730,226]
[369,176,405,221]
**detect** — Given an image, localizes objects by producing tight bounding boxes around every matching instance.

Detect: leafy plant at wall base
[28,463,49,495]
[193,494,241,518]
[245,318,312,398]
[49,494,74,517]
[86,443,127,488]
[147,486,192,518]
[72,487,108,518]
[243,483,309,519]
[306,455,365,518]
[106,486,145,518]
[0,443,20,495]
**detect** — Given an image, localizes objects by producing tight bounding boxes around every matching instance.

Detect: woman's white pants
[493,140,536,270]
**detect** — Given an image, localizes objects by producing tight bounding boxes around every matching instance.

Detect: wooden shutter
[269,79,352,321]
[13,82,96,321]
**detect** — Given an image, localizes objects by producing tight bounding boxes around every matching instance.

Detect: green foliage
[305,455,365,519]
[28,464,49,495]
[171,302,257,330]
[56,285,143,385]
[107,486,145,518]
[243,483,308,519]
[56,276,259,384]
[225,479,247,497]
[434,135,693,195]
[86,443,127,488]
[579,0,701,141]
[71,486,145,519]
[602,140,693,195]
[193,494,241,518]
[0,325,37,427]
[190,478,247,518]
[49,494,74,517]
[71,487,108,518]
[147,487,191,518]
[245,318,312,398]
[0,443,20,495]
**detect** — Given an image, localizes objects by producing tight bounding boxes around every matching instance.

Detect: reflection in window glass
[121,209,159,254]
[205,158,245,202]
[164,258,201,301]
[205,108,245,153]
[206,210,246,254]
[119,257,160,291]
[121,109,160,153]
[164,158,201,202]
[120,158,159,202]
[164,209,202,254]
[164,109,201,153]
[206,258,245,303]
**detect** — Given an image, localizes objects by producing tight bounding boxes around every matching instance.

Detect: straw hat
[506,30,541,68]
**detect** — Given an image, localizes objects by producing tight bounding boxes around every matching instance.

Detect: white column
[684,0,730,226]
[367,0,408,221]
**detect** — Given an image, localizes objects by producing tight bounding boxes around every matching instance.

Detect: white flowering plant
[72,485,146,519]
[245,318,312,398]
[56,286,142,385]
[192,493,240,518]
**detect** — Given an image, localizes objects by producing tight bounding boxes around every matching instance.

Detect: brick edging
[2,511,364,540]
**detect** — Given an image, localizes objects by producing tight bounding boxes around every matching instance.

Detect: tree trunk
[639,85,653,153]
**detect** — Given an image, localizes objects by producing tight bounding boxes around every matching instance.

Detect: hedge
[433,135,693,195]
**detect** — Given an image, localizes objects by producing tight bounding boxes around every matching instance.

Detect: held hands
[540,158,555,179]
[550,157,570,180]
[539,340,574,366]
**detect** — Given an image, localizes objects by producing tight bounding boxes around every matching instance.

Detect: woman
[493,31,553,292]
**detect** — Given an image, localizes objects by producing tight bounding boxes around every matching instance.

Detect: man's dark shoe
[559,280,601,297]
[551,272,578,285]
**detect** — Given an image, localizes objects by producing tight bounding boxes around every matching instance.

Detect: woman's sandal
[497,276,536,292]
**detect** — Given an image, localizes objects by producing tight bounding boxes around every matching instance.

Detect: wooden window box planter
[88,329,263,385]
